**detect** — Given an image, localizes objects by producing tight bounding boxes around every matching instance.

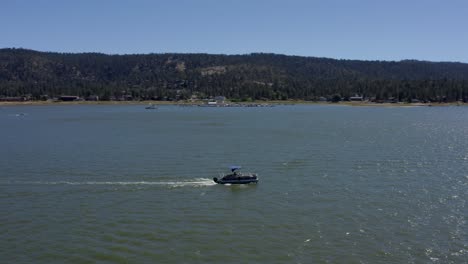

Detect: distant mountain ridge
[1,48,467,102]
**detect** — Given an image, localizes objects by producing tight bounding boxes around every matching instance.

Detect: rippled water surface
[1,104,467,263]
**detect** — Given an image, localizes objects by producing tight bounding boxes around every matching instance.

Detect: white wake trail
[7,178,217,187]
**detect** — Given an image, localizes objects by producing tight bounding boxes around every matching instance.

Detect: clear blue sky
[2,0,468,62]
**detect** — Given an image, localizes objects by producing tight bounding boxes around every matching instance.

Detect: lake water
[1,104,467,263]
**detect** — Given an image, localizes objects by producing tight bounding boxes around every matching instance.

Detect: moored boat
[145,104,157,109]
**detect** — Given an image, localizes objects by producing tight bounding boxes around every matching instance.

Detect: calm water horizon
[1,104,467,263]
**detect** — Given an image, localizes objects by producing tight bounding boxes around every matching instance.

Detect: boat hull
[213,177,258,184]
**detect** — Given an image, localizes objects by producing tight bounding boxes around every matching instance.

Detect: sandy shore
[0,100,179,106]
[0,100,465,107]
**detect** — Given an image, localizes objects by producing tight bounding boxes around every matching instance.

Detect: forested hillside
[1,48,468,102]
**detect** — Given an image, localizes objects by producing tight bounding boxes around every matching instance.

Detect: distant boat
[213,166,258,184]
[145,104,157,109]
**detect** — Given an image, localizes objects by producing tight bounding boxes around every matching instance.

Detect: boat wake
[6,178,217,188]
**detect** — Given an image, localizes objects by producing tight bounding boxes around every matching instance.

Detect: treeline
[1,48,468,102]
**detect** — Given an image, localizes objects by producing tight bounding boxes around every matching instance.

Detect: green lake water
[1,104,467,263]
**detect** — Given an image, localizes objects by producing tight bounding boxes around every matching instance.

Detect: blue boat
[213,166,258,184]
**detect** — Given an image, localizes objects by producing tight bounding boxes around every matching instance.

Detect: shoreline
[0,100,465,107]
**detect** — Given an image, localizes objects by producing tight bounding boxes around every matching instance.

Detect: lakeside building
[214,96,226,104]
[0,97,25,102]
[59,96,81,101]
[350,95,363,101]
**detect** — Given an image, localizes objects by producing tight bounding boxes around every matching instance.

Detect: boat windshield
[230,165,242,172]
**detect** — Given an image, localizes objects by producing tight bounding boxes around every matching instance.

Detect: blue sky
[2,0,468,62]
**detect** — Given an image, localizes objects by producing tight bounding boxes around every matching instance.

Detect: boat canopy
[230,165,242,172]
